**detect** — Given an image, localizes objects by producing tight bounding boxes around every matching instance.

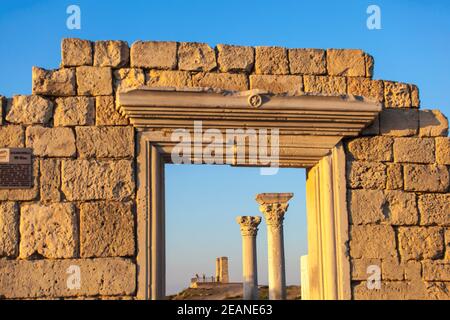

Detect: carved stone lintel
[236,216,262,236]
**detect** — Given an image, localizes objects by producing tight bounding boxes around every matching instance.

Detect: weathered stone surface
[76,66,112,96]
[419,194,450,226]
[54,97,95,126]
[384,81,412,108]
[0,161,39,201]
[61,38,93,67]
[347,78,384,102]
[352,281,410,300]
[410,84,420,107]
[393,138,435,163]
[61,159,134,201]
[96,96,129,126]
[32,67,77,96]
[250,75,303,94]
[94,40,129,67]
[327,49,367,77]
[40,159,61,203]
[113,68,145,92]
[26,126,76,157]
[193,72,248,91]
[398,227,444,261]
[146,70,192,88]
[0,258,135,298]
[0,125,24,148]
[436,137,450,165]
[380,109,418,136]
[385,191,418,226]
[351,258,380,280]
[303,75,346,95]
[80,202,134,258]
[6,95,53,125]
[386,164,403,190]
[423,262,450,281]
[0,202,19,257]
[217,44,254,73]
[130,41,177,69]
[288,49,326,75]
[446,228,450,260]
[365,54,375,78]
[178,42,216,72]
[0,96,4,125]
[382,259,404,281]
[255,46,289,75]
[348,190,386,225]
[419,110,448,137]
[347,161,386,189]
[350,225,397,259]
[404,164,449,192]
[19,203,77,259]
[76,126,134,158]
[346,136,393,161]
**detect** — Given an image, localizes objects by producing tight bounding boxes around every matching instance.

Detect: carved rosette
[259,203,289,228]
[236,216,262,236]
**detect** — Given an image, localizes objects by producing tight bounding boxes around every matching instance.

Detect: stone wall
[0,38,448,299]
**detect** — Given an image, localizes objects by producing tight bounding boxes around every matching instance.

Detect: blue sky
[1,0,449,295]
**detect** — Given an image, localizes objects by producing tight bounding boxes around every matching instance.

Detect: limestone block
[410,84,420,107]
[0,125,24,148]
[40,159,61,203]
[382,259,404,281]
[404,260,422,281]
[350,225,397,259]
[19,203,77,259]
[347,78,384,103]
[0,95,4,125]
[288,49,326,75]
[32,67,77,96]
[303,75,346,95]
[423,261,450,281]
[0,161,39,201]
[393,137,435,163]
[96,96,129,126]
[6,95,53,125]
[130,41,177,69]
[386,164,403,190]
[193,72,248,91]
[217,44,254,73]
[384,81,412,108]
[26,126,76,157]
[76,126,134,158]
[419,110,448,137]
[146,70,193,88]
[380,109,418,136]
[255,46,289,75]
[113,68,145,92]
[418,194,450,226]
[80,202,134,258]
[249,75,303,94]
[347,161,386,189]
[61,38,93,66]
[61,159,134,201]
[94,40,129,68]
[385,191,418,226]
[365,54,375,78]
[352,281,409,300]
[446,229,450,260]
[398,227,444,261]
[351,258,380,280]
[404,164,449,192]
[346,136,393,161]
[76,66,112,96]
[0,202,19,257]
[436,137,450,165]
[54,97,95,126]
[178,42,216,72]
[326,49,367,77]
[348,190,386,225]
[0,258,135,298]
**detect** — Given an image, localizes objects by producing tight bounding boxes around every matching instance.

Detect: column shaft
[267,224,286,300]
[242,235,258,300]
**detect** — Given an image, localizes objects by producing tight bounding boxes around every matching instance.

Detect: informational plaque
[0,148,33,189]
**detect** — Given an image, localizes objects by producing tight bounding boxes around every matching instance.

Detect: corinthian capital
[236,216,262,236]
[256,193,293,227]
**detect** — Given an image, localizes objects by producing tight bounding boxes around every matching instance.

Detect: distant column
[220,257,229,283]
[256,193,293,300]
[236,216,262,300]
[215,258,220,282]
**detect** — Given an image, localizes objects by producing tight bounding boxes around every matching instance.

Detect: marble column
[256,193,293,300]
[236,216,262,300]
